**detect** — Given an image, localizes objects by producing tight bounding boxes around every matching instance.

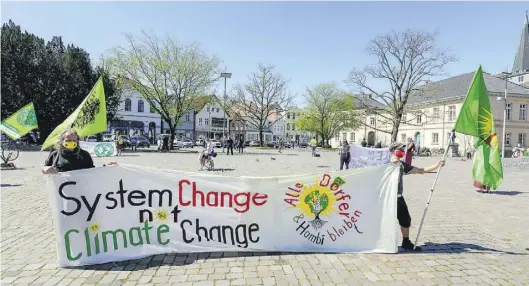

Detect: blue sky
[2,1,527,106]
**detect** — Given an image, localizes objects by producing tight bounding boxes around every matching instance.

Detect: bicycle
[1,137,20,161]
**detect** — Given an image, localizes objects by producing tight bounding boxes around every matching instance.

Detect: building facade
[110,90,162,143]
[331,72,529,155]
[284,109,315,143]
[195,103,229,140]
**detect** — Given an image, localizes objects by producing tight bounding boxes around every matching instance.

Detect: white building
[271,117,286,141]
[110,90,162,143]
[195,103,229,140]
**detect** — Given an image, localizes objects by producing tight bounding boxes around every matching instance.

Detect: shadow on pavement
[0,167,26,171]
[418,242,529,255]
[241,152,299,156]
[488,190,528,196]
[1,184,23,187]
[317,165,331,168]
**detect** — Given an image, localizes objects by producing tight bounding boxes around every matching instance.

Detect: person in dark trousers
[339,140,351,170]
[226,137,234,155]
[43,129,115,174]
[238,137,244,153]
[361,138,367,147]
[389,142,445,251]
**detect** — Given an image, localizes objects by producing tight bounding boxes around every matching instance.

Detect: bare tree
[347,29,456,142]
[107,31,221,147]
[230,64,293,146]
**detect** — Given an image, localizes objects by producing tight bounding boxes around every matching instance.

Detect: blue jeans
[311,146,316,156]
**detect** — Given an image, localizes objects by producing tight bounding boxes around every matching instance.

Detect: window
[292,124,295,131]
[342,133,347,141]
[199,118,203,126]
[505,133,511,146]
[207,107,210,112]
[432,108,440,122]
[216,108,219,113]
[293,113,296,120]
[350,132,356,142]
[205,119,209,126]
[137,100,144,112]
[519,133,527,146]
[416,114,422,124]
[506,103,512,120]
[520,104,527,120]
[432,133,439,144]
[185,113,190,122]
[370,117,375,125]
[448,105,457,122]
[287,113,290,119]
[401,134,406,142]
[124,98,131,111]
[150,105,155,113]
[286,123,290,130]
[519,75,524,83]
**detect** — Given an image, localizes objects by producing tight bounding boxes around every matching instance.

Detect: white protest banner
[47,164,400,267]
[80,141,117,157]
[348,145,391,169]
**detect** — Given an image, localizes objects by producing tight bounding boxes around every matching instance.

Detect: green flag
[0,102,39,140]
[454,66,503,189]
[41,77,107,150]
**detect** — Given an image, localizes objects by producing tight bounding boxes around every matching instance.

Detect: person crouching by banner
[42,129,114,174]
[389,142,445,251]
[339,140,351,170]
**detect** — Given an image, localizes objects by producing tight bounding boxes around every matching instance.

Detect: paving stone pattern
[1,148,528,285]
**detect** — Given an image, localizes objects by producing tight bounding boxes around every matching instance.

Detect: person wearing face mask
[389,142,445,251]
[42,129,114,174]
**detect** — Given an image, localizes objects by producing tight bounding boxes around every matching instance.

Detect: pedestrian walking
[278,138,283,153]
[226,137,234,155]
[238,137,244,153]
[466,143,474,160]
[339,140,351,170]
[389,142,445,251]
[310,137,317,157]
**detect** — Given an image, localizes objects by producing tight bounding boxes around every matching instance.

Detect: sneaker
[402,239,422,251]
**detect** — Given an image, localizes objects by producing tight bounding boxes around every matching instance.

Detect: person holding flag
[389,142,445,251]
[453,66,503,193]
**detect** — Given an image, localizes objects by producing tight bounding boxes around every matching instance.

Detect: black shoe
[402,239,422,251]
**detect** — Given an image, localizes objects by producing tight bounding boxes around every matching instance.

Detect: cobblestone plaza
[1,148,528,285]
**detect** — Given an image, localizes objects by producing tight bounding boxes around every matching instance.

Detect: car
[211,140,222,148]
[86,135,98,142]
[249,140,260,147]
[182,138,194,148]
[298,141,308,148]
[285,142,292,148]
[266,141,278,148]
[102,134,115,142]
[157,134,179,150]
[134,136,150,148]
[243,141,250,147]
[119,135,132,148]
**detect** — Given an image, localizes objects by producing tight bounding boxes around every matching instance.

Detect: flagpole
[501,75,507,159]
[413,130,454,250]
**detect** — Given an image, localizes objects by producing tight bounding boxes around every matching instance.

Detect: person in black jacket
[42,129,114,174]
[226,136,234,155]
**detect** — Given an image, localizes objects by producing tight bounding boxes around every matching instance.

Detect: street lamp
[220,72,232,151]
[497,75,508,158]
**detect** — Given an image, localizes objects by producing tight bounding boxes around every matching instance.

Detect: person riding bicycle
[198,139,216,170]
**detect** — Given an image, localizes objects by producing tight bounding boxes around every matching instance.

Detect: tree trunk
[259,129,263,147]
[169,124,176,150]
[391,114,402,142]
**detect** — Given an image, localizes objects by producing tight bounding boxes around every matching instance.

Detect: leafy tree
[230,64,293,146]
[347,30,456,142]
[296,83,359,146]
[107,31,221,148]
[1,20,122,141]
